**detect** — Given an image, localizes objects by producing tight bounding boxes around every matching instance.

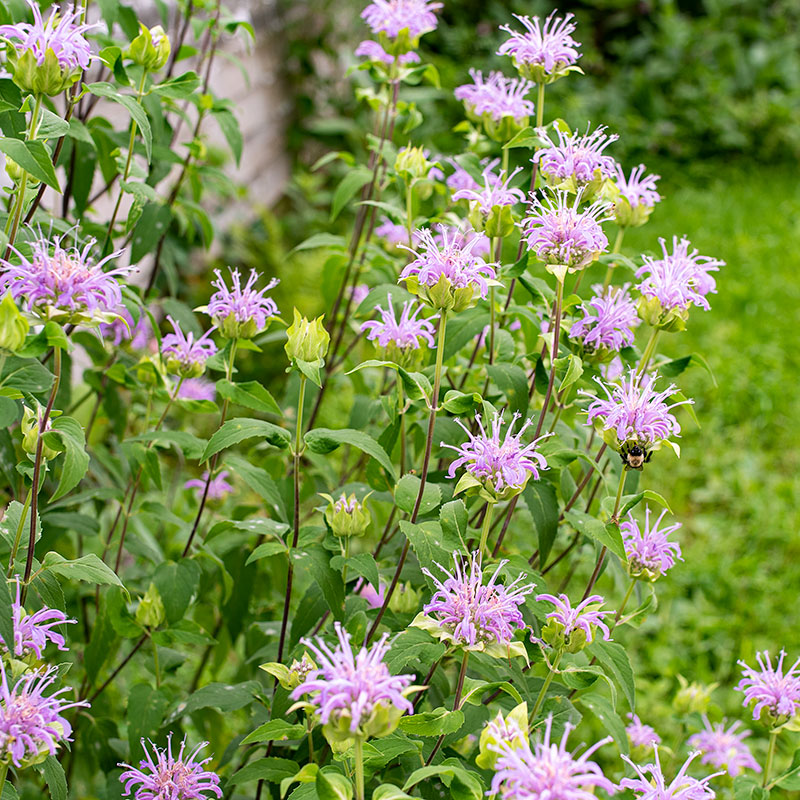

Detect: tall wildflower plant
[0,1,788,799]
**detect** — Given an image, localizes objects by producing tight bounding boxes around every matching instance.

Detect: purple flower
[100,307,150,349]
[206,268,279,339]
[161,316,217,377]
[291,622,414,736]
[626,713,661,749]
[0,0,97,71]
[399,224,497,306]
[736,650,800,721]
[455,69,535,122]
[536,593,613,644]
[355,40,420,64]
[535,125,619,185]
[0,580,76,660]
[601,355,625,383]
[375,218,409,246]
[184,470,233,501]
[490,715,615,800]
[521,190,610,272]
[421,551,535,648]
[614,163,661,209]
[0,661,88,768]
[361,0,442,40]
[175,377,216,402]
[442,412,550,495]
[620,747,720,799]
[360,294,436,350]
[582,370,691,451]
[350,283,370,306]
[119,736,222,800]
[0,233,131,321]
[497,12,581,80]
[688,717,760,778]
[453,166,526,213]
[446,158,484,193]
[635,237,724,313]
[621,506,683,580]
[359,581,386,609]
[569,284,640,353]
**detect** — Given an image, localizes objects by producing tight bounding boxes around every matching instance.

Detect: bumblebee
[619,442,651,471]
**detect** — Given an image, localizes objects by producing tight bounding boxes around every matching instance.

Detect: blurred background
[203,0,800,719]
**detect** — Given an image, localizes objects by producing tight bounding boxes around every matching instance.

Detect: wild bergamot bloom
[453,166,526,237]
[291,622,415,745]
[535,593,613,653]
[688,717,760,778]
[446,157,485,193]
[0,232,131,324]
[736,650,800,723]
[535,125,619,193]
[613,163,661,227]
[161,317,217,379]
[568,284,640,355]
[635,236,724,330]
[360,294,437,357]
[0,661,88,768]
[620,747,721,800]
[361,0,442,41]
[119,736,222,800]
[490,716,615,800]
[411,550,534,659]
[626,713,661,750]
[454,69,535,140]
[497,11,582,84]
[184,470,233,502]
[582,369,692,467]
[399,224,498,312]
[203,267,279,340]
[621,506,683,581]
[441,411,550,501]
[354,39,420,65]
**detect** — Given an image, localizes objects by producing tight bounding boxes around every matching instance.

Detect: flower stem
[354,736,365,800]
[152,636,161,688]
[426,650,470,764]
[534,277,564,438]
[636,328,661,376]
[611,468,626,523]
[405,179,414,248]
[7,487,32,577]
[601,226,626,290]
[530,650,562,725]
[478,501,496,557]
[763,728,779,788]
[367,310,448,643]
[614,578,637,625]
[536,83,545,129]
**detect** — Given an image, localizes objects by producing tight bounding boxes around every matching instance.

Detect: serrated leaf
[217,379,281,415]
[241,720,306,745]
[0,137,60,190]
[304,428,395,482]
[399,707,464,737]
[42,552,125,591]
[394,474,441,516]
[202,417,291,461]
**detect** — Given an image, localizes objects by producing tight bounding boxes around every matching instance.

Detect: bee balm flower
[161,317,217,378]
[620,747,720,800]
[535,593,613,653]
[736,650,800,722]
[205,267,279,340]
[360,294,437,356]
[184,471,233,502]
[361,0,442,53]
[535,125,619,190]
[569,284,640,354]
[626,713,661,750]
[613,163,661,227]
[688,717,760,778]
[621,506,683,581]
[454,70,535,140]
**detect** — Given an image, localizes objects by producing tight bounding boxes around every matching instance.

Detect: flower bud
[0,293,29,354]
[260,653,316,691]
[285,309,330,364]
[323,493,372,538]
[7,48,82,97]
[541,616,588,654]
[128,25,171,72]
[636,295,688,333]
[20,406,57,460]
[673,675,716,715]
[135,356,163,387]
[395,145,436,182]
[135,582,165,629]
[388,581,421,614]
[614,196,653,229]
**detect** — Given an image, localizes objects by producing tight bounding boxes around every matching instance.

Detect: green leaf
[241,719,306,745]
[129,430,207,460]
[153,560,201,624]
[246,541,288,565]
[585,640,635,711]
[316,771,353,800]
[217,379,281,415]
[0,356,54,393]
[180,680,260,714]
[151,70,200,99]
[37,107,70,138]
[578,693,628,754]
[330,552,379,589]
[399,520,457,579]
[522,482,559,567]
[0,138,60,190]
[297,545,345,619]
[289,233,346,255]
[0,579,14,668]
[130,202,171,262]
[563,510,627,561]
[202,417,291,461]
[555,354,583,394]
[39,755,67,800]
[225,454,287,521]
[228,758,300,789]
[486,363,529,417]
[373,785,414,800]
[439,500,468,549]
[42,552,125,591]
[399,707,464,737]
[734,775,769,800]
[330,166,373,221]
[87,82,152,162]
[127,683,169,756]
[304,428,396,482]
[394,474,441,516]
[84,603,120,683]
[212,106,243,165]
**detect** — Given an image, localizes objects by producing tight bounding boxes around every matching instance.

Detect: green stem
[530,650,563,725]
[534,277,564,438]
[307,715,315,764]
[536,83,545,129]
[488,285,496,364]
[478,502,496,557]
[614,579,636,625]
[152,635,161,688]
[8,487,32,577]
[397,379,406,475]
[601,227,626,290]
[405,180,414,247]
[637,329,661,376]
[763,728,779,788]
[354,736,365,800]
[611,468,626,523]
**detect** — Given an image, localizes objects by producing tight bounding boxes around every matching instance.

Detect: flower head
[535,593,612,652]
[569,284,640,353]
[441,412,549,499]
[355,40,420,64]
[361,0,442,41]
[497,12,581,83]
[399,225,497,311]
[535,125,619,186]
[582,370,691,452]
[375,218,409,246]
[736,650,800,722]
[446,158,484,193]
[0,580,76,660]
[0,661,88,768]
[490,715,615,800]
[184,471,233,502]
[0,233,131,323]
[453,166,526,214]
[206,268,279,339]
[626,713,661,749]
[614,164,661,227]
[291,623,414,741]
[161,317,217,378]
[119,736,222,800]
[621,506,683,581]
[620,747,720,799]
[688,717,760,778]
[350,284,370,306]
[420,551,534,651]
[360,294,436,351]
[521,190,610,275]
[635,236,724,318]
[175,377,215,402]
[455,69,535,123]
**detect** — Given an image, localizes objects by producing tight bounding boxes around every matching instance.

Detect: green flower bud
[483,113,529,144]
[541,616,589,654]
[636,295,688,332]
[614,196,654,229]
[20,406,58,460]
[395,145,437,182]
[285,309,330,364]
[673,675,717,714]
[322,492,372,538]
[128,25,171,71]
[135,582,166,629]
[6,48,82,96]
[135,356,163,387]
[0,293,29,354]
[260,653,316,691]
[388,581,421,614]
